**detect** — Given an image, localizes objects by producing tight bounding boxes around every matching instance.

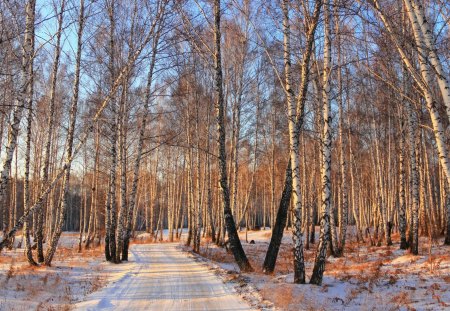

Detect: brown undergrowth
[0,238,106,310]
[195,230,450,310]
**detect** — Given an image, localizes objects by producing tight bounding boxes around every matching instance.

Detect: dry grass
[270,246,294,274]
[195,231,450,310]
[262,231,272,239]
[391,291,410,306]
[89,273,105,294]
[0,236,107,310]
[4,262,16,283]
[80,244,104,257]
[0,254,17,264]
[132,236,154,244]
[260,286,296,310]
[442,275,450,283]
[200,245,235,264]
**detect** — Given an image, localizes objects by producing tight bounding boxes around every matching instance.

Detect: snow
[75,243,254,311]
[1,229,449,310]
[0,233,107,311]
[196,228,450,311]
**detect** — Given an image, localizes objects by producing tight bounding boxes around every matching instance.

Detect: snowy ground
[75,243,254,310]
[1,229,449,310]
[0,232,255,311]
[0,233,107,310]
[196,229,450,311]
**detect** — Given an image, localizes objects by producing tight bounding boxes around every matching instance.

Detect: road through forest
[75,243,254,311]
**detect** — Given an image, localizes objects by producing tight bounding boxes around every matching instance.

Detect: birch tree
[371,1,450,250]
[36,0,66,263]
[310,0,332,285]
[21,0,37,265]
[0,0,36,241]
[43,0,85,266]
[122,2,166,259]
[213,0,252,272]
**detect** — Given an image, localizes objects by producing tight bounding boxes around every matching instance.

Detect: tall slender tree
[213,0,252,272]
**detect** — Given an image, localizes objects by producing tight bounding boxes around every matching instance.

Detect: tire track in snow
[75,243,254,311]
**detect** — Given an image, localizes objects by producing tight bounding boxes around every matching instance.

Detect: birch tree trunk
[205,107,216,243]
[122,14,164,259]
[407,98,420,254]
[104,0,118,262]
[398,107,408,249]
[84,128,98,248]
[310,0,332,285]
[406,0,450,122]
[43,0,85,266]
[213,0,252,272]
[21,0,37,265]
[0,0,157,251]
[336,12,347,256]
[186,103,194,247]
[36,0,66,263]
[116,84,128,263]
[262,160,291,274]
[0,0,36,241]
[231,90,242,220]
[193,90,203,253]
[281,0,305,283]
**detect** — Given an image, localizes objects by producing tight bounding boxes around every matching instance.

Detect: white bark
[124,16,163,258]
[37,0,66,263]
[373,0,450,188]
[311,0,332,285]
[281,0,305,284]
[0,0,36,239]
[406,0,450,122]
[43,0,85,265]
[21,0,37,265]
[0,4,158,251]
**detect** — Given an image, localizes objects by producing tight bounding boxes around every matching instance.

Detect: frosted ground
[1,229,449,310]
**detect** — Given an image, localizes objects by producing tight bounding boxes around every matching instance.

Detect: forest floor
[0,233,108,310]
[0,232,255,311]
[75,243,254,310]
[1,230,449,310]
[196,228,450,311]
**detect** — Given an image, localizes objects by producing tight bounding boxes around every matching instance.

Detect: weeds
[5,262,15,283]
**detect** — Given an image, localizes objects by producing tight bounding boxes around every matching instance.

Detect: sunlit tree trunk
[310,0,332,285]
[335,12,347,256]
[405,0,450,122]
[194,100,202,253]
[104,0,118,262]
[0,0,36,241]
[373,0,450,207]
[205,108,216,242]
[262,161,291,274]
[85,125,99,248]
[281,0,305,283]
[116,83,128,262]
[398,106,408,249]
[22,0,37,265]
[407,98,420,254]
[36,0,66,262]
[123,16,163,258]
[185,103,194,247]
[213,0,252,272]
[43,0,85,266]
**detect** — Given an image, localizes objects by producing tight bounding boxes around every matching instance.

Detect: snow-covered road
[75,243,254,311]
